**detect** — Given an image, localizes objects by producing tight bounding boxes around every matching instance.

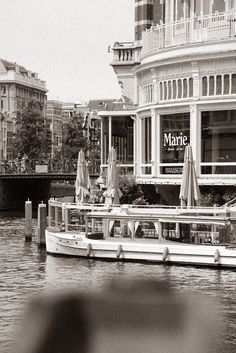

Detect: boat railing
[47,199,236,244]
[223,197,236,208]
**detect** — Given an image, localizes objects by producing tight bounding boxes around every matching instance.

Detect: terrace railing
[142,11,236,56]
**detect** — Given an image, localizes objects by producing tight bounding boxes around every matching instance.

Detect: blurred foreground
[13,277,220,353]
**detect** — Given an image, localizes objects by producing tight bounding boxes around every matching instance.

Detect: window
[224,74,230,95]
[194,0,211,16]
[173,80,177,99]
[1,86,6,95]
[189,78,193,97]
[160,82,163,100]
[141,117,152,174]
[202,76,208,96]
[209,76,215,96]
[164,81,167,100]
[111,117,133,164]
[168,81,172,99]
[201,110,236,174]
[160,113,190,174]
[174,0,184,21]
[232,74,236,94]
[177,79,182,98]
[216,75,222,95]
[6,123,13,131]
[212,0,225,13]
[183,78,188,98]
[228,0,236,11]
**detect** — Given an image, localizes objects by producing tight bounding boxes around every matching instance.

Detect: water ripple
[0,215,236,353]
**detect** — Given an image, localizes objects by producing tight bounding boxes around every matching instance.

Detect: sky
[0,0,134,103]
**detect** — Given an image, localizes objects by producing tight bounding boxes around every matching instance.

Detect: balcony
[142,11,236,57]
[112,41,141,65]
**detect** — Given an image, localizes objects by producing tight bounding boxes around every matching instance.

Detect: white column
[151,109,156,177]
[134,75,138,105]
[156,112,161,177]
[132,116,137,175]
[190,104,200,176]
[108,116,112,150]
[136,116,142,177]
[101,117,104,165]
[192,62,200,100]
[190,0,195,17]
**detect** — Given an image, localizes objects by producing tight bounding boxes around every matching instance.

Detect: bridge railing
[0,158,101,175]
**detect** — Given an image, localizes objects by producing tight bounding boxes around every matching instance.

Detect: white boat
[45,199,236,268]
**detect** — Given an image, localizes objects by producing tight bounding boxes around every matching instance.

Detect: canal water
[0,212,236,353]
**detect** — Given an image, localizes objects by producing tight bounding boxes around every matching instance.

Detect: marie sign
[163,132,188,148]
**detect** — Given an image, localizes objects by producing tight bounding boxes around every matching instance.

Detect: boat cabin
[48,199,236,246]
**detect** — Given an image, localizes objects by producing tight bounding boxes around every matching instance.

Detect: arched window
[189,78,193,97]
[216,75,222,95]
[168,81,172,99]
[232,74,236,94]
[177,79,182,98]
[202,76,208,96]
[183,78,188,98]
[209,76,215,96]
[173,80,177,99]
[160,82,163,100]
[164,81,168,100]
[224,74,230,95]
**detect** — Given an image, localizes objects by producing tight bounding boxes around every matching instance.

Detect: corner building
[110,0,236,204]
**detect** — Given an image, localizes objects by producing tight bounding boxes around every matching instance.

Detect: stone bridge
[0,158,100,210]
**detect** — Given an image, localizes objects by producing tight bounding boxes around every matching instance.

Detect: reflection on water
[0,214,236,353]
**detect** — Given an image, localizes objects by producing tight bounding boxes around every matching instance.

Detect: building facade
[0,59,47,160]
[46,100,63,158]
[109,0,236,204]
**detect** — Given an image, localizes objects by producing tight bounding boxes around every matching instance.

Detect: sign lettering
[163,132,188,148]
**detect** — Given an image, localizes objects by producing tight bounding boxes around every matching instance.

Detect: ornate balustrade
[142,11,236,56]
[112,41,141,63]
[0,158,101,175]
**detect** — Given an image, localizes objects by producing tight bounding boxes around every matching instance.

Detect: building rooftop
[0,58,47,91]
[87,97,136,112]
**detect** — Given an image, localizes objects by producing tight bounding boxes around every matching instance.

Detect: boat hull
[46,230,236,268]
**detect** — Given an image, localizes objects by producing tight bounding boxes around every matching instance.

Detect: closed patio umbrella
[179,145,201,207]
[103,147,122,205]
[75,150,91,203]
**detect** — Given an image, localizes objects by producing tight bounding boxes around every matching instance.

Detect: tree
[61,114,88,160]
[13,99,51,161]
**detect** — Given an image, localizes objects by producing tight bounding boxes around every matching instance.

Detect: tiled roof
[87,97,136,112]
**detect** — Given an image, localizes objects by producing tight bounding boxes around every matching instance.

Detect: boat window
[49,206,56,227]
[162,222,229,245]
[110,220,131,238]
[87,218,103,233]
[135,221,158,239]
[162,223,179,240]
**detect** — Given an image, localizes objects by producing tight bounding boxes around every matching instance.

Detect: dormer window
[1,86,6,96]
